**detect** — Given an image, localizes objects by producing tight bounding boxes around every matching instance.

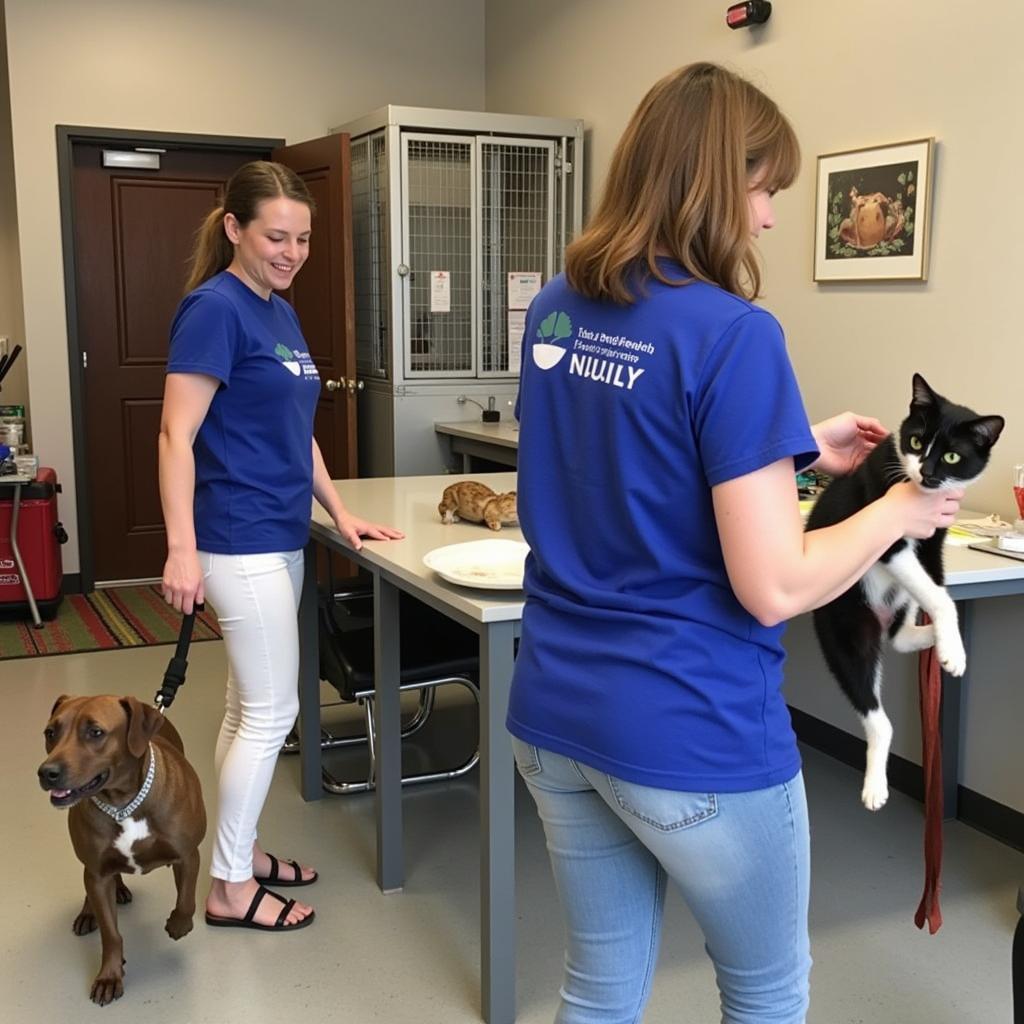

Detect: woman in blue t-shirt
[159,162,402,932]
[508,64,963,1021]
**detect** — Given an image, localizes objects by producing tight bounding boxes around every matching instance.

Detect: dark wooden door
[273,135,358,482]
[274,135,359,582]
[72,143,267,583]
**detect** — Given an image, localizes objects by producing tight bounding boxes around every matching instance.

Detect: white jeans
[199,549,304,882]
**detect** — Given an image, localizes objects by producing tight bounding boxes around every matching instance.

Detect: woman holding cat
[508,63,962,1023]
[159,161,402,932]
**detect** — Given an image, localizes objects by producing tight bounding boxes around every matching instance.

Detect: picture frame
[813,137,935,282]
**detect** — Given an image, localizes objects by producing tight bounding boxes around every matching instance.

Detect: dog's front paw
[936,629,967,677]
[165,910,194,941]
[90,965,124,1006]
[115,879,132,905]
[861,775,889,811]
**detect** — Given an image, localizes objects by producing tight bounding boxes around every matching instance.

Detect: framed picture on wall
[813,137,935,282]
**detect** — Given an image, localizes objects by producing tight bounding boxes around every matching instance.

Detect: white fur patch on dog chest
[114,816,151,873]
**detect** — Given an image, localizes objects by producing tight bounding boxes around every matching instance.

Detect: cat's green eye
[909,435,923,451]
[943,452,961,465]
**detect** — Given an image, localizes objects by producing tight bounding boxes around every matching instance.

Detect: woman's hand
[333,510,405,552]
[162,549,204,614]
[884,482,965,540]
[810,412,889,477]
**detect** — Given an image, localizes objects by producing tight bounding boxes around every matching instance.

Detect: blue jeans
[512,739,811,1024]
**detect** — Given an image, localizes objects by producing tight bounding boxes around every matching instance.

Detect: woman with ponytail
[159,161,402,932]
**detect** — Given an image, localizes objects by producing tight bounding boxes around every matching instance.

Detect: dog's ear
[119,696,164,759]
[49,694,72,716]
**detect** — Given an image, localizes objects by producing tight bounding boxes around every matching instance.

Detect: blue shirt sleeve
[166,290,242,386]
[695,309,818,486]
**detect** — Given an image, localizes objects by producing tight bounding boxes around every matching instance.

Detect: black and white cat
[806,374,1004,810]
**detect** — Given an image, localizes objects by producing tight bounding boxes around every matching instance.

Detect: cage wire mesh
[352,133,391,379]
[554,137,576,273]
[371,135,391,378]
[480,141,552,374]
[349,121,577,385]
[405,138,474,375]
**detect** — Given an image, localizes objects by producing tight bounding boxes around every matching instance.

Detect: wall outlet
[0,337,8,358]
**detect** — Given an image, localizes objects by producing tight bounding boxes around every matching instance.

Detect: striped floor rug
[0,585,221,660]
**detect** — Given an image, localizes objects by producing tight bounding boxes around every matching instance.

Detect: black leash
[154,602,205,714]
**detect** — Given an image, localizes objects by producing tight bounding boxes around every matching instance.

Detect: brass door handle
[324,378,364,393]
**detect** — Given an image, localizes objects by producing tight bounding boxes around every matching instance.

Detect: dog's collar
[91,744,156,823]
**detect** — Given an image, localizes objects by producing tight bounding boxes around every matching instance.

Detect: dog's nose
[38,763,64,788]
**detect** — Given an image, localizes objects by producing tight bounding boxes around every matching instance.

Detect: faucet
[457,394,501,422]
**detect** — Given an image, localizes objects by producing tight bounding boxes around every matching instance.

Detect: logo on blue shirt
[532,308,648,391]
[533,310,572,369]
[273,343,320,382]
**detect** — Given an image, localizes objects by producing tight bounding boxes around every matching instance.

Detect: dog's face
[38,695,164,809]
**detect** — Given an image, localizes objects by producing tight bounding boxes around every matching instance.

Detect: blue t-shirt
[506,265,818,792]
[166,271,320,554]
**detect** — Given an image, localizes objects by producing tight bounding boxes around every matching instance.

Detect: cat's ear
[911,373,937,408]
[967,415,1005,448]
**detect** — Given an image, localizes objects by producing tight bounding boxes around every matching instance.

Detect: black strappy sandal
[205,885,315,931]
[254,853,318,888]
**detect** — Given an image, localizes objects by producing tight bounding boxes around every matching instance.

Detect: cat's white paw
[861,775,889,811]
[892,623,935,653]
[936,628,966,677]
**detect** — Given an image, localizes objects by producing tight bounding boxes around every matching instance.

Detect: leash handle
[155,602,205,713]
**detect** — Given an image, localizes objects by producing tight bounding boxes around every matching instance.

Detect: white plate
[422,539,529,590]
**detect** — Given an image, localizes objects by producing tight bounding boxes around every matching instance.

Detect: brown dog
[37,695,206,1005]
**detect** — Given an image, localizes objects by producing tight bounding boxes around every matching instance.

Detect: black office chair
[294,581,480,795]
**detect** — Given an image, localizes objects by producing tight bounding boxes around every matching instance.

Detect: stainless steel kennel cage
[333,105,584,476]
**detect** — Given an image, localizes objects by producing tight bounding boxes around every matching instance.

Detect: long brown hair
[565,62,799,304]
[184,161,316,294]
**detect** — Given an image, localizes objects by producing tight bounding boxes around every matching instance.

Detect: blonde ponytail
[184,206,232,294]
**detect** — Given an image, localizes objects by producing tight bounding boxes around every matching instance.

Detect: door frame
[57,126,284,591]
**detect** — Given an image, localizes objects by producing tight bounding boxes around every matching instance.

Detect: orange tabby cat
[438,481,518,531]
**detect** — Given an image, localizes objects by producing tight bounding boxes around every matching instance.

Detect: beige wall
[5,0,485,573]
[486,0,1024,811]
[0,3,28,418]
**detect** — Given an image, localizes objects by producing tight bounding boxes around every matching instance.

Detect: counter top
[313,475,1024,613]
[312,473,524,624]
[434,419,520,449]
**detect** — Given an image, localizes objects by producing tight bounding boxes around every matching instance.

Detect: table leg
[10,484,41,628]
[297,542,322,801]
[940,599,972,821]
[1013,887,1023,1024]
[479,619,517,1024]
[374,575,404,893]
